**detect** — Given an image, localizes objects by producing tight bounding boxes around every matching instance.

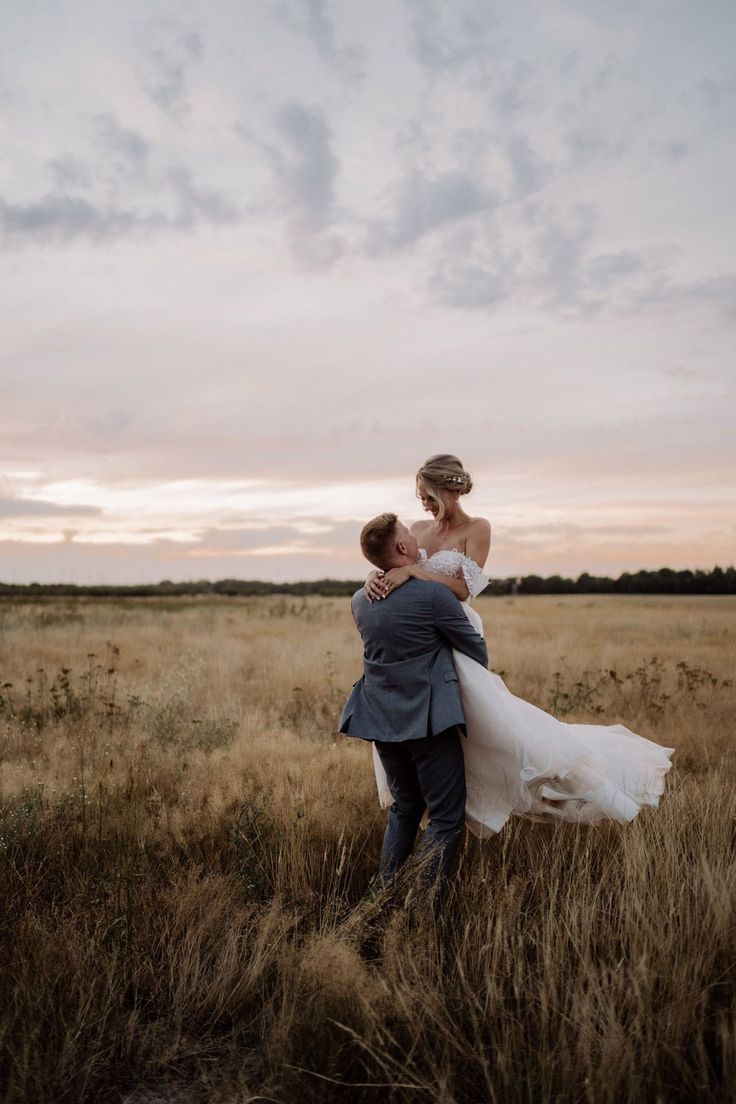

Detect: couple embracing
[339,454,674,898]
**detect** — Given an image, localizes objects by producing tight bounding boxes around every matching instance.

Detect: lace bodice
[419,548,489,600]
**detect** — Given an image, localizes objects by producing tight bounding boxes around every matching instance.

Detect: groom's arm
[432,587,488,667]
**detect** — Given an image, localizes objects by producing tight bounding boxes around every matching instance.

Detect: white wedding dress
[372,549,674,836]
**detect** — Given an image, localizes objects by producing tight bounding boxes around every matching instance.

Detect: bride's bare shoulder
[465,516,492,567]
[467,516,491,536]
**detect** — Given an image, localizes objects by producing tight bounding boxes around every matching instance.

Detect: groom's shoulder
[351,588,368,614]
[351,578,437,616]
[403,577,439,596]
[386,578,442,609]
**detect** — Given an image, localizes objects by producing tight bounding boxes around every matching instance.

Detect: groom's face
[395,521,419,563]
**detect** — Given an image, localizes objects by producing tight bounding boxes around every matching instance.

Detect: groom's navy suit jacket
[339,578,488,743]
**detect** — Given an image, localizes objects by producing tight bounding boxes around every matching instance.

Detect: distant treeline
[0,565,734,598]
[493,565,736,596]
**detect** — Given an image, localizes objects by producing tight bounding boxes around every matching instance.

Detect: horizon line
[2,563,734,590]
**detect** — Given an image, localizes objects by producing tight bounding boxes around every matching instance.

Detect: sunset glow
[1,2,734,583]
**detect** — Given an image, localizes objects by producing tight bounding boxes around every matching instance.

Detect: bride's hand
[364,569,387,602]
[380,565,414,596]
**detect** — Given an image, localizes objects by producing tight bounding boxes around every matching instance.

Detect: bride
[364,454,674,836]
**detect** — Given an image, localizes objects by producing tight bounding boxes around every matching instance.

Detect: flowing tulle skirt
[372,606,674,836]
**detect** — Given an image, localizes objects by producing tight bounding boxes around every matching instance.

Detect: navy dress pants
[374,725,466,888]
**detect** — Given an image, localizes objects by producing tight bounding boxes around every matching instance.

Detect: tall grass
[0,595,734,1103]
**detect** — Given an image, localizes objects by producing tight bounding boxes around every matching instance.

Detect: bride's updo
[416,454,473,521]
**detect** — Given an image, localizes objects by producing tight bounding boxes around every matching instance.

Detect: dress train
[372,551,674,836]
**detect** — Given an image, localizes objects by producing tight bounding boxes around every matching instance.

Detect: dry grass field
[0,593,734,1104]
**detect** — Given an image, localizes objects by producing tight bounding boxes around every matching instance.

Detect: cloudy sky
[1,0,734,583]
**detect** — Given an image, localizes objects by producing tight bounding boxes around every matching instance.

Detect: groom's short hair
[360,512,398,568]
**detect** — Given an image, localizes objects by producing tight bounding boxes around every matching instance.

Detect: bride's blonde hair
[416,454,473,522]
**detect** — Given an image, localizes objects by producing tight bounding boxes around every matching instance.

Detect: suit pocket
[443,670,459,683]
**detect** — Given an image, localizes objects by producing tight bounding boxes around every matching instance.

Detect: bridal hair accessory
[416,454,473,520]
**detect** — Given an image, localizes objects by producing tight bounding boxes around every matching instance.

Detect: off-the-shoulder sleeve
[461,555,489,599]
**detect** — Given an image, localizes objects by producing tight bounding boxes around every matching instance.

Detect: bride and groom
[339,454,674,893]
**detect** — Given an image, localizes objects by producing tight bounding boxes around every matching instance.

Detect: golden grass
[0,594,734,1103]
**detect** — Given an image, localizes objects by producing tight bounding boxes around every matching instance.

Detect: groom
[340,513,488,893]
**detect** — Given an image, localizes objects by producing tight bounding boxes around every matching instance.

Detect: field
[1,593,735,1104]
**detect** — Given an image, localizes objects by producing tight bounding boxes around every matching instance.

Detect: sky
[1,0,734,583]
